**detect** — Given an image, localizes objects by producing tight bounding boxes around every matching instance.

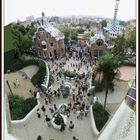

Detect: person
[44,115,52,127]
[54,104,57,111]
[73,136,78,140]
[16,79,20,88]
[45,97,49,105]
[37,135,43,140]
[60,122,65,131]
[80,110,84,119]
[76,110,81,119]
[69,121,74,131]
[36,92,41,101]
[37,109,41,118]
[41,105,46,115]
[68,102,72,110]
[49,104,54,113]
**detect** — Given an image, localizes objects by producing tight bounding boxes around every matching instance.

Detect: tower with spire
[104,0,124,39]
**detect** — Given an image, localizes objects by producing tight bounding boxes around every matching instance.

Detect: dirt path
[4,65,38,99]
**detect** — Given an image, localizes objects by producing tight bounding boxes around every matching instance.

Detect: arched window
[62,48,64,53]
[50,43,53,47]
[50,52,52,57]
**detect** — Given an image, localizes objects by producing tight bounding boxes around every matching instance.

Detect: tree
[100,20,107,28]
[12,28,23,58]
[113,34,126,57]
[21,35,33,51]
[95,53,122,109]
[77,28,85,34]
[114,31,136,61]
[119,20,126,26]
[126,31,136,54]
[61,28,71,44]
[70,30,78,41]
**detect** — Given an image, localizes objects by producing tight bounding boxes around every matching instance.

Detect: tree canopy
[95,53,122,109]
[100,20,107,28]
[60,28,71,44]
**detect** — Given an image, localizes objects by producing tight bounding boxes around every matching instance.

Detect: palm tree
[95,53,122,110]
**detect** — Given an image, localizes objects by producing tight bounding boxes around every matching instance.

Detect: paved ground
[5,57,135,140]
[11,96,94,140]
[4,65,38,98]
[118,66,135,81]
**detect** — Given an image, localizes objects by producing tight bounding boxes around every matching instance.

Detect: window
[42,45,46,49]
[94,50,98,58]
[38,36,40,39]
[50,52,52,57]
[62,48,64,53]
[50,43,53,46]
[38,43,40,47]
[46,36,48,38]
[99,50,103,56]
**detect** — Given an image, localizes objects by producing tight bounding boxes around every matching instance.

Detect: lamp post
[6,80,13,96]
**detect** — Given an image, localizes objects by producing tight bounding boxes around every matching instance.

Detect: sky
[4,0,136,25]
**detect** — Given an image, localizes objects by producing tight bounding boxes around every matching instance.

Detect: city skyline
[4,0,136,25]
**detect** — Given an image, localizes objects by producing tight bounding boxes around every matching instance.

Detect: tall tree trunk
[104,81,108,110]
[98,73,101,83]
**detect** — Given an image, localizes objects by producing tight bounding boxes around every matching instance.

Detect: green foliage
[91,32,95,36]
[60,28,71,44]
[96,53,122,82]
[31,66,46,86]
[7,59,46,87]
[21,34,33,50]
[4,49,18,73]
[11,23,36,58]
[4,24,13,52]
[77,28,85,34]
[63,70,76,78]
[100,20,107,28]
[119,20,127,26]
[113,34,126,57]
[92,102,109,131]
[8,95,37,120]
[70,30,78,41]
[126,31,136,52]
[95,53,122,109]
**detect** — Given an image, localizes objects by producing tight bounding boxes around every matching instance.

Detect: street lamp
[6,80,13,96]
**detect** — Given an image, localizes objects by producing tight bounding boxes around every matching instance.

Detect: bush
[63,70,76,78]
[6,58,46,87]
[92,102,109,131]
[8,95,37,120]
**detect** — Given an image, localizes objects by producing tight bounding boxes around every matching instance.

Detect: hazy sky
[4,0,136,25]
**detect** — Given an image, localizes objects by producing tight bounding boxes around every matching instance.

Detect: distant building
[20,20,32,28]
[124,19,136,38]
[33,13,65,59]
[26,16,34,21]
[77,34,87,47]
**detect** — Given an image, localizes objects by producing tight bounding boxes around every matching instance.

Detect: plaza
[4,53,135,140]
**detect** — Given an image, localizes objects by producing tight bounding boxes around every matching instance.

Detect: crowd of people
[35,51,96,140]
